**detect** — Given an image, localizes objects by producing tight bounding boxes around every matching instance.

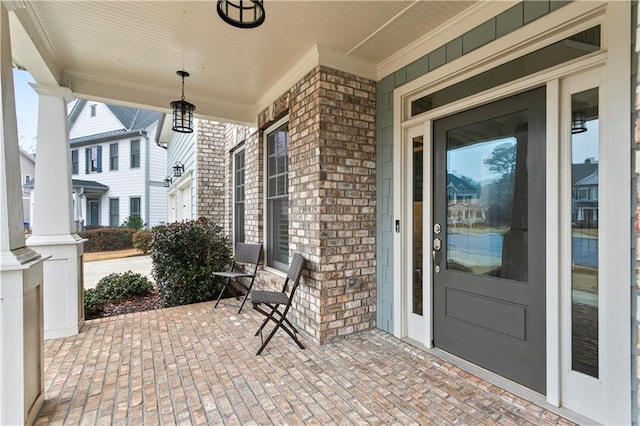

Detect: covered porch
[36,303,576,425]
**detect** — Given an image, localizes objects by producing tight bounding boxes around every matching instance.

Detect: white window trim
[263,115,289,277]
[232,146,246,248]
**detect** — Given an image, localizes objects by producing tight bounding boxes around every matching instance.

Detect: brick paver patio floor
[35,301,575,425]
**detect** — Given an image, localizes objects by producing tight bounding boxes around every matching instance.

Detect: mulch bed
[87,289,166,320]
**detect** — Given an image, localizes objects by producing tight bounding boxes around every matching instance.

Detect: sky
[12,68,39,155]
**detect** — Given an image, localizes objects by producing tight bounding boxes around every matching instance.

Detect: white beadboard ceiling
[8,1,476,124]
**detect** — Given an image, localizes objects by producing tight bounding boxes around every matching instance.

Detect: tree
[483,142,516,177]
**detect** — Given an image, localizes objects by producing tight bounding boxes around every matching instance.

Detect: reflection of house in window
[572,159,598,228]
[447,173,485,227]
[447,174,479,202]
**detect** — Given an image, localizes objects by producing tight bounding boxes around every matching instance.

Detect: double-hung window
[130,197,141,218]
[265,119,289,271]
[85,146,102,173]
[109,143,119,170]
[130,140,140,168]
[71,149,79,174]
[234,149,246,245]
[109,198,119,227]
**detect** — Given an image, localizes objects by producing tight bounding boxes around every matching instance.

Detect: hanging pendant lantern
[170,71,195,133]
[217,0,265,29]
[163,176,173,188]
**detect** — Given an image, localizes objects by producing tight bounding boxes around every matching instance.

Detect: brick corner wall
[196,120,226,226]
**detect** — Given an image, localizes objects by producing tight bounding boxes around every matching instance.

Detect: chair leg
[256,320,305,355]
[255,305,305,355]
[214,277,230,309]
[238,276,257,313]
[254,304,279,336]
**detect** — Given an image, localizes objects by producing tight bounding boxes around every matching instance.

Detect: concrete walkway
[83,255,153,289]
[36,303,577,425]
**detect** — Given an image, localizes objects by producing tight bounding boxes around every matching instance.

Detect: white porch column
[0,4,46,425]
[26,84,85,340]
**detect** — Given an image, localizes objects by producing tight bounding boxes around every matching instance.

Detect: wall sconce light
[217,0,265,29]
[173,162,184,178]
[571,110,587,134]
[163,176,173,188]
[170,71,196,133]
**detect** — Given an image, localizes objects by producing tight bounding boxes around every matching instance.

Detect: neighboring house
[157,116,254,234]
[19,146,35,227]
[572,159,599,228]
[28,101,167,229]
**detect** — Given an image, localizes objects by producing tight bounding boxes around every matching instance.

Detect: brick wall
[196,120,226,225]
[256,66,377,343]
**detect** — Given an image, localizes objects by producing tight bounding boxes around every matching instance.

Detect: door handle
[433,237,442,273]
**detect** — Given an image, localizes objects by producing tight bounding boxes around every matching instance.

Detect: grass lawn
[84,248,145,262]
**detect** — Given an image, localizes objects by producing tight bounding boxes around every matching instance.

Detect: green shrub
[151,217,231,307]
[95,271,154,302]
[79,227,136,252]
[133,229,152,253]
[84,288,106,318]
[121,215,145,230]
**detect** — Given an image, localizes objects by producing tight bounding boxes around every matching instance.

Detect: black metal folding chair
[251,253,305,355]
[213,242,262,313]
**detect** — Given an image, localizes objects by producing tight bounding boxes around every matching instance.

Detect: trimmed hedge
[151,217,231,307]
[79,227,136,252]
[133,229,152,253]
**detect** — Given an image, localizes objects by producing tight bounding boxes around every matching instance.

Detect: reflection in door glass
[413,136,423,315]
[571,88,599,378]
[446,110,528,282]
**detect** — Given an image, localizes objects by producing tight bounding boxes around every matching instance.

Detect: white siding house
[28,100,167,229]
[19,146,35,227]
[157,115,197,222]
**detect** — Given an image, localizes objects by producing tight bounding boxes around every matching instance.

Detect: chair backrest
[285,253,305,295]
[235,242,262,266]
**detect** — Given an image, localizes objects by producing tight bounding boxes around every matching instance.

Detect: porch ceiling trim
[377,1,517,80]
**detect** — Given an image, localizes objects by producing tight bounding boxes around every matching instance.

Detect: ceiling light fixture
[170,71,195,133]
[217,0,265,29]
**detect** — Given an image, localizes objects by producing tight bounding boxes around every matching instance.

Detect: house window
[90,104,96,117]
[109,143,119,170]
[130,197,141,218]
[23,174,31,185]
[85,146,102,173]
[234,149,245,245]
[109,198,119,227]
[265,119,289,271]
[130,140,140,168]
[71,149,78,174]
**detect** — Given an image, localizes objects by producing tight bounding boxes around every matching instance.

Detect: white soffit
[9,1,478,123]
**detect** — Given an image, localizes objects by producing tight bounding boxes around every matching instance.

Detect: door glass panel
[413,136,424,315]
[571,88,599,378]
[446,110,528,281]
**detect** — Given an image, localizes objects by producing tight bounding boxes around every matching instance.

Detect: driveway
[83,255,153,289]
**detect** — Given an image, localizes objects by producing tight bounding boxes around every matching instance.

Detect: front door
[89,200,100,226]
[433,88,546,394]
